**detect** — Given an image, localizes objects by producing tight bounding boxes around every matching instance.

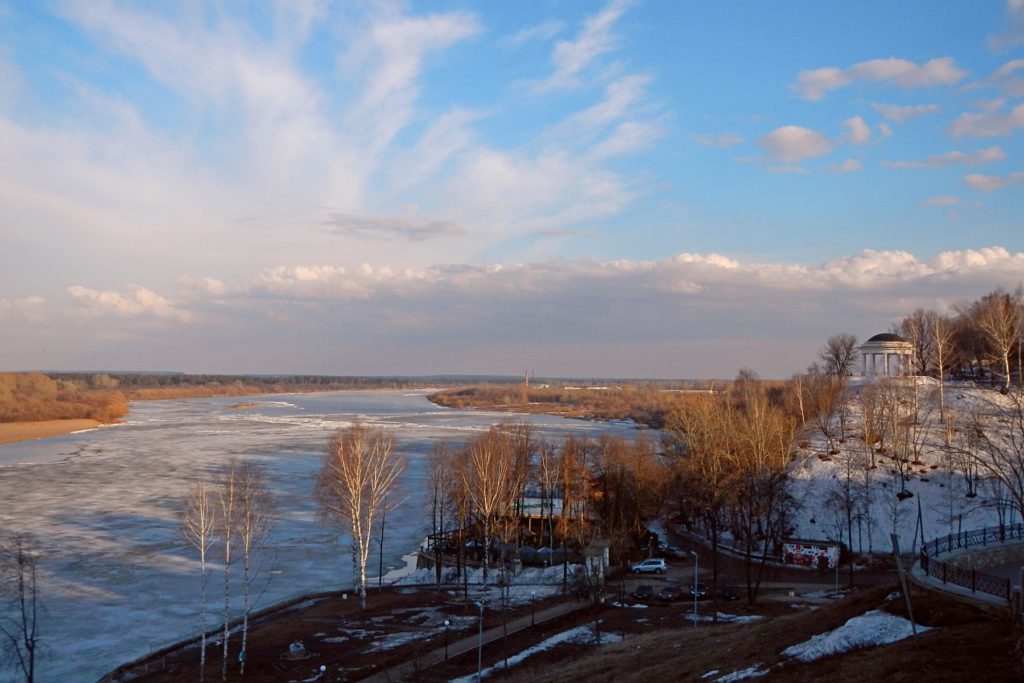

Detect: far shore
[0,419,102,446]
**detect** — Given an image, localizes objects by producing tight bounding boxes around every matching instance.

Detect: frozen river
[0,390,634,682]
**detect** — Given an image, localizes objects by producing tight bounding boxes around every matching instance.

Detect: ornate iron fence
[919,523,1021,604]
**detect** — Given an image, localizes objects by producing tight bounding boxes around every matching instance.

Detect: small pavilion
[858,333,914,378]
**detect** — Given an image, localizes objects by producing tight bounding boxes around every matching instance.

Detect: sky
[1,0,1023,379]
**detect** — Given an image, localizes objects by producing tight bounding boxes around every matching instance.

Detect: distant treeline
[0,372,489,424]
[427,381,750,429]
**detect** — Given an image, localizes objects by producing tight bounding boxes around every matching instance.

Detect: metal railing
[919,523,1022,604]
[921,523,1024,557]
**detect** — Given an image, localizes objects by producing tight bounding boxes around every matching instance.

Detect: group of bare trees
[180,461,272,681]
[420,424,669,596]
[896,287,1023,393]
[666,375,797,603]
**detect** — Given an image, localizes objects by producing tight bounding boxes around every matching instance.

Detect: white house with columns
[858,333,915,378]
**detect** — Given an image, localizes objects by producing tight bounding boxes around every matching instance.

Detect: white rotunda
[858,333,914,378]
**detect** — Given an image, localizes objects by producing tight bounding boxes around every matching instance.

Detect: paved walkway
[358,599,590,682]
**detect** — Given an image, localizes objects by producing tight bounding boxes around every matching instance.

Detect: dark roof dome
[866,332,906,343]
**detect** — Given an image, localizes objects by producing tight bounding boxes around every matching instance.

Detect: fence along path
[918,523,1024,604]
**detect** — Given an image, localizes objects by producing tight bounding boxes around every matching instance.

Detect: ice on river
[0,390,631,682]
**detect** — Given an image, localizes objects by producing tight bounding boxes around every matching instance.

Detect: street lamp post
[530,591,536,626]
[475,600,485,681]
[443,619,450,660]
[689,550,698,628]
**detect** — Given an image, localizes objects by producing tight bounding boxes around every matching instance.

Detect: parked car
[631,558,667,574]
[663,546,687,559]
[688,583,710,600]
[657,585,682,602]
[631,584,654,601]
[720,585,741,601]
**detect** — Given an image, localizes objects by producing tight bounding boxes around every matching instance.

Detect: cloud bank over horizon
[3,246,1022,379]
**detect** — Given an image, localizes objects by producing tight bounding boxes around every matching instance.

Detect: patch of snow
[702,670,720,679]
[714,664,768,681]
[449,623,622,682]
[716,612,763,624]
[682,612,762,624]
[781,609,929,662]
[368,630,429,652]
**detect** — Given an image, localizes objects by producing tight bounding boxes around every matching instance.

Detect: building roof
[865,332,906,343]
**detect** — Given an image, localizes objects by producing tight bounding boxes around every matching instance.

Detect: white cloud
[533,0,633,91]
[180,276,228,296]
[342,11,482,158]
[829,159,862,173]
[871,103,941,122]
[0,296,46,320]
[924,195,960,206]
[949,102,1024,137]
[757,125,833,162]
[794,57,966,100]
[878,123,893,138]
[842,116,871,145]
[561,74,651,132]
[990,59,1024,96]
[882,146,1006,169]
[591,119,665,158]
[67,286,192,321]
[500,20,565,47]
[964,171,1024,192]
[989,0,1024,50]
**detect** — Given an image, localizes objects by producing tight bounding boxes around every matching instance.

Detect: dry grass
[496,584,1022,683]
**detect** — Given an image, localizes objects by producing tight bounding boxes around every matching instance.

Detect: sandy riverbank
[0,418,102,445]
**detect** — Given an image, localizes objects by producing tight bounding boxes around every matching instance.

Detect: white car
[631,558,667,574]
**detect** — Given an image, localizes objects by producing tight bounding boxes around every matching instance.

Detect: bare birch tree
[316,424,405,609]
[235,462,272,675]
[931,311,957,421]
[215,464,238,682]
[181,479,217,682]
[972,288,1023,392]
[0,535,40,683]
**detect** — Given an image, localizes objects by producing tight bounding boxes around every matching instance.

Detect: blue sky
[1,1,1023,378]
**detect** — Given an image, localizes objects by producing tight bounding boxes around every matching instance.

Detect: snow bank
[781,610,929,662]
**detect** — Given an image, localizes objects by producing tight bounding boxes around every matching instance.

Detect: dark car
[657,585,682,602]
[663,546,688,559]
[720,585,741,601]
[631,584,654,601]
[688,583,710,600]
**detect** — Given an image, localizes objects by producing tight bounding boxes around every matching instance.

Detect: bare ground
[123,577,1022,683]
